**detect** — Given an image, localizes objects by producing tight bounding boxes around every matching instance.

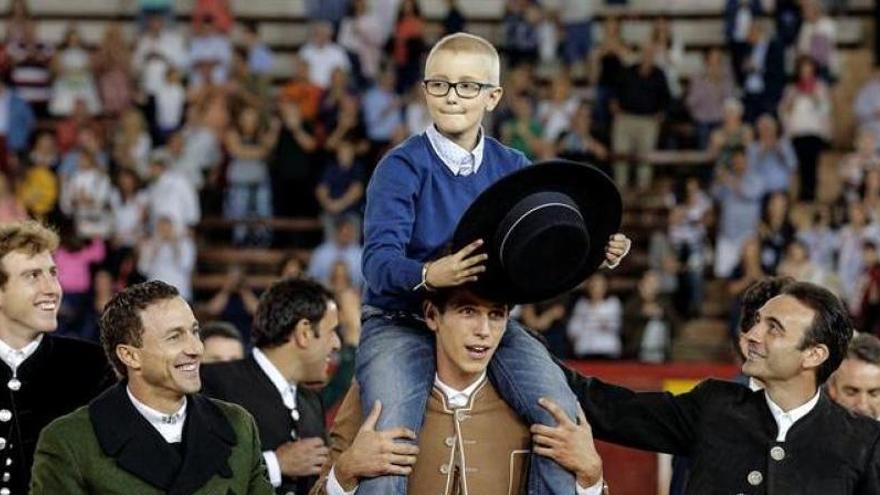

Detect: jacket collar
[89,382,237,494]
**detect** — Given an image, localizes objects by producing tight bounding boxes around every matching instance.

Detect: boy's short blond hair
[425,32,501,85]
[0,220,59,287]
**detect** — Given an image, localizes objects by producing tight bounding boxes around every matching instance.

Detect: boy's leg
[488,320,578,495]
[355,308,436,494]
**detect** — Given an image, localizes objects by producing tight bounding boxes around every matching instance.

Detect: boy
[359,33,629,494]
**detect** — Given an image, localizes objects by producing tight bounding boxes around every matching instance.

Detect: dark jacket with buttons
[565,373,880,494]
[201,354,326,495]
[0,335,114,495]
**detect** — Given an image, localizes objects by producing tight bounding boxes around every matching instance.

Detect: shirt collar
[764,389,821,441]
[0,334,43,372]
[425,124,485,176]
[126,386,187,443]
[253,348,298,411]
[433,372,486,409]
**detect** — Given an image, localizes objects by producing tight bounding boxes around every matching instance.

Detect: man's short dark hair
[252,278,334,348]
[847,333,880,367]
[99,281,180,378]
[782,282,854,385]
[423,287,509,315]
[740,276,795,334]
[200,321,243,343]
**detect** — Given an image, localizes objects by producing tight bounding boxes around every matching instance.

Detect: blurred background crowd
[1,0,880,369]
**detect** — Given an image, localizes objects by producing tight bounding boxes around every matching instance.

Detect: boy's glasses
[423,80,496,99]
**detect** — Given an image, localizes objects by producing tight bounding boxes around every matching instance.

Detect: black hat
[451,159,622,304]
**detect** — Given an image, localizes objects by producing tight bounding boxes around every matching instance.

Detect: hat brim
[451,160,622,304]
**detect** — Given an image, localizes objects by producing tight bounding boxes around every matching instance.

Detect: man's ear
[424,301,440,333]
[803,344,830,372]
[116,345,140,372]
[291,319,312,348]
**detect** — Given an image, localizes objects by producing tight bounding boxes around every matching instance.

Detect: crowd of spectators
[0,0,879,364]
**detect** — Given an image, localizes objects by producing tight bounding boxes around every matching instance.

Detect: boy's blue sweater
[362,132,530,313]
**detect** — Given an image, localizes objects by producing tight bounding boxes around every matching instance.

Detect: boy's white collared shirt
[425,124,485,177]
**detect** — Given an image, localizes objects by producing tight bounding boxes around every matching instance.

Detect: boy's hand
[601,233,631,270]
[426,239,488,288]
[531,399,603,488]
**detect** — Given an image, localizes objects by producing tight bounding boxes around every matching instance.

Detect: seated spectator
[307,217,364,289]
[713,146,765,277]
[838,202,880,309]
[18,132,59,219]
[854,68,880,144]
[749,114,797,193]
[611,42,671,190]
[298,21,350,89]
[556,102,608,163]
[60,151,113,239]
[589,15,632,127]
[200,321,246,364]
[779,56,831,201]
[279,55,322,122]
[709,98,754,169]
[669,179,711,316]
[841,129,880,202]
[537,75,580,142]
[55,220,106,342]
[501,94,545,160]
[133,13,187,97]
[741,22,786,123]
[201,266,259,346]
[316,139,366,228]
[392,0,426,91]
[271,100,319,224]
[192,0,233,34]
[188,14,232,85]
[112,108,152,178]
[758,191,794,274]
[241,21,274,76]
[6,20,53,117]
[93,23,134,117]
[0,173,25,222]
[567,273,623,359]
[49,27,101,116]
[223,106,280,245]
[338,0,384,82]
[797,0,837,80]
[520,295,570,359]
[686,48,736,149]
[0,75,35,162]
[857,241,880,335]
[622,270,678,362]
[145,149,200,232]
[827,333,880,419]
[362,66,406,156]
[152,66,186,144]
[137,215,196,300]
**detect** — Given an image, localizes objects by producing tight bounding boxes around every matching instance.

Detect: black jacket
[201,354,326,494]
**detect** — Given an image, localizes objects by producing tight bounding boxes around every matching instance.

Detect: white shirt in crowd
[298,42,350,89]
[137,235,196,301]
[567,296,623,358]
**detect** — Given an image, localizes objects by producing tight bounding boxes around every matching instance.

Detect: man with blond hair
[0,220,114,494]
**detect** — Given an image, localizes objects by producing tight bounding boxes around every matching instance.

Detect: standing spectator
[192,0,233,34]
[112,108,152,178]
[622,270,677,362]
[777,239,833,287]
[362,66,405,157]
[545,0,594,68]
[441,0,466,35]
[6,21,53,117]
[188,14,233,85]
[152,66,186,144]
[92,23,134,117]
[60,151,113,239]
[4,0,31,45]
[132,14,187,97]
[403,81,432,135]
[748,114,798,194]
[307,217,364,288]
[520,296,570,359]
[686,48,736,149]
[315,139,366,229]
[49,27,101,116]
[18,132,59,219]
[0,76,35,162]
[323,90,368,155]
[567,274,623,359]
[305,0,351,26]
[392,0,426,92]
[779,56,832,201]
[172,111,222,190]
[298,22,350,89]
[741,22,786,122]
[841,129,880,202]
[108,168,147,257]
[838,202,880,309]
[136,215,196,301]
[611,43,671,190]
[279,55,322,123]
[861,169,880,223]
[670,178,712,316]
[708,98,754,169]
[758,191,794,274]
[503,0,540,67]
[725,0,764,86]
[537,75,580,141]
[775,0,803,47]
[224,107,280,245]
[229,47,272,113]
[145,150,200,233]
[556,102,608,163]
[54,225,105,342]
[271,100,319,223]
[650,17,686,100]
[338,0,384,82]
[241,22,274,76]
[855,68,880,144]
[713,146,765,277]
[795,204,838,272]
[57,126,108,181]
[201,266,259,346]
[590,15,631,127]
[797,0,837,81]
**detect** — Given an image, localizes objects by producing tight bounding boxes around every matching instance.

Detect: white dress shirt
[425,124,485,177]
[126,387,187,444]
[326,373,604,495]
[252,348,299,487]
[764,389,822,442]
[0,334,42,372]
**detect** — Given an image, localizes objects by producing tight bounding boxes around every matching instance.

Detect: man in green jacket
[30,280,274,495]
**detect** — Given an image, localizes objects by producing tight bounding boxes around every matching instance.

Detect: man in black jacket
[551,281,880,494]
[201,277,341,494]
